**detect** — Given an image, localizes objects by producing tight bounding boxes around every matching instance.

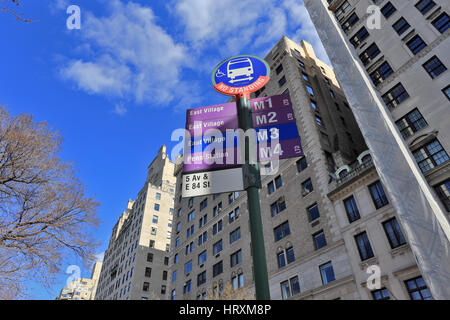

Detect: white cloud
[113,103,128,116]
[61,0,192,106]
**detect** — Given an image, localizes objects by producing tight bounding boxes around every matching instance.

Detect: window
[213,261,223,277]
[183,280,191,294]
[423,56,447,79]
[370,61,394,86]
[276,64,283,75]
[197,271,206,286]
[344,196,360,223]
[154,203,160,211]
[278,76,286,87]
[152,215,158,223]
[186,225,194,238]
[162,271,168,281]
[199,214,208,228]
[143,282,150,292]
[164,256,169,265]
[172,270,177,282]
[185,241,194,255]
[307,203,320,222]
[232,273,244,290]
[359,43,381,66]
[213,202,222,217]
[405,276,432,300]
[147,253,153,262]
[213,240,223,255]
[335,1,351,21]
[406,35,427,55]
[277,250,286,268]
[434,179,450,212]
[302,73,309,82]
[341,12,359,33]
[171,289,176,300]
[177,208,182,217]
[305,85,314,96]
[271,197,287,217]
[298,60,305,68]
[415,0,436,15]
[213,220,223,235]
[392,17,410,35]
[382,83,409,109]
[176,222,181,233]
[301,178,313,196]
[311,100,318,111]
[188,197,194,207]
[155,192,161,200]
[297,157,308,172]
[188,210,195,222]
[200,198,208,211]
[230,249,242,267]
[383,217,407,249]
[175,237,180,248]
[198,250,207,265]
[286,247,295,264]
[349,27,369,47]
[161,285,166,295]
[381,2,396,19]
[432,12,449,33]
[413,139,449,173]
[280,276,300,299]
[372,288,390,300]
[230,227,241,244]
[184,260,192,275]
[443,85,450,100]
[396,108,428,139]
[145,267,152,277]
[355,232,375,261]
[313,230,327,250]
[369,181,389,209]
[151,227,157,235]
[198,231,208,245]
[274,221,291,242]
[319,262,336,285]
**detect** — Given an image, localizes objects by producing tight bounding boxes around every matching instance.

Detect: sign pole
[237,93,271,300]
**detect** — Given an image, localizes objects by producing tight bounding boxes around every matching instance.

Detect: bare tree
[0,0,33,22]
[205,282,255,300]
[0,107,100,299]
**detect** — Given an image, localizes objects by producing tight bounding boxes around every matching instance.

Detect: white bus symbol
[227,57,254,83]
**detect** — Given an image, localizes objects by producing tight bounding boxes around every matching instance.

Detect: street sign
[211,55,270,96]
[182,167,245,198]
[250,93,303,161]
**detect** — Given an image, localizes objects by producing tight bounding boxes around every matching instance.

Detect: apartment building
[327,0,449,215]
[95,146,175,300]
[168,37,371,300]
[57,262,102,300]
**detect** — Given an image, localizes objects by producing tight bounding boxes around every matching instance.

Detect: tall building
[326,0,449,214]
[95,146,176,300]
[57,262,102,300]
[168,37,372,300]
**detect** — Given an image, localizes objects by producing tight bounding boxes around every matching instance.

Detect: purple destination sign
[250,93,292,113]
[187,116,239,137]
[258,138,303,162]
[186,102,237,122]
[251,107,296,128]
[183,147,242,172]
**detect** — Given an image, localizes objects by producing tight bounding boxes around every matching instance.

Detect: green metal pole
[237,95,271,300]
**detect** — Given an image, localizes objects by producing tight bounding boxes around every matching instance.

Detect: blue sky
[0,0,329,299]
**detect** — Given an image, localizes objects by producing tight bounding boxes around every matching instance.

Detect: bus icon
[227,57,254,83]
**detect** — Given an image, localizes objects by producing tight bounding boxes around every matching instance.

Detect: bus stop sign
[211,55,270,97]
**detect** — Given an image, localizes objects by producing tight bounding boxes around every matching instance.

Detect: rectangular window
[369,181,389,209]
[307,203,320,222]
[276,64,283,75]
[154,203,160,211]
[184,260,192,275]
[198,250,207,265]
[188,210,195,222]
[277,251,286,268]
[355,232,375,261]
[395,108,428,139]
[271,197,286,217]
[145,267,152,277]
[344,196,361,223]
[278,76,286,87]
[381,2,396,19]
[305,85,314,96]
[382,83,409,109]
[370,61,394,86]
[213,220,223,235]
[143,282,150,292]
[335,0,351,21]
[359,43,381,66]
[311,100,318,111]
[297,157,308,172]
[152,215,158,223]
[197,271,206,286]
[213,239,223,255]
[230,227,241,244]
[350,27,369,47]
[298,60,305,68]
[230,249,242,267]
[200,198,208,211]
[183,280,191,294]
[405,276,432,300]
[443,85,450,100]
[301,178,313,196]
[274,221,291,242]
[213,202,222,217]
[302,73,309,82]
[432,12,450,33]
[415,0,436,15]
[313,230,327,250]
[319,262,336,285]
[392,17,410,35]
[213,261,223,277]
[383,217,407,249]
[372,288,390,300]
[434,179,450,212]
[280,280,291,299]
[286,247,295,264]
[341,12,359,33]
[423,56,447,79]
[406,35,427,55]
[413,139,449,173]
[147,253,153,262]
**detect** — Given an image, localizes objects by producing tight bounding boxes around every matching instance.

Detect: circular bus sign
[211,55,270,97]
